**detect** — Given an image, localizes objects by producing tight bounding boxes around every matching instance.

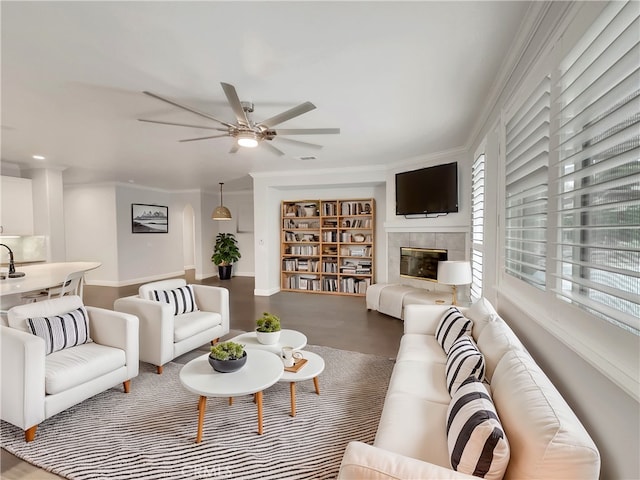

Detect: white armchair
[114,279,229,374]
[1,296,139,442]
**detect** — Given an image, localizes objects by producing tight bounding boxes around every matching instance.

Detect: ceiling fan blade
[179,134,230,143]
[143,91,235,128]
[273,128,340,135]
[221,82,250,127]
[229,143,240,154]
[261,141,285,156]
[138,119,227,131]
[259,102,316,128]
[275,136,323,150]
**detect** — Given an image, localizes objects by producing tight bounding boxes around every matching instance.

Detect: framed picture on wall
[131,204,168,233]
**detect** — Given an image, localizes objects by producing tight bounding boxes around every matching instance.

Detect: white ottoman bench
[366,283,450,319]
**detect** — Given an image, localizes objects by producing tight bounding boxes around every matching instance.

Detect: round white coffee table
[179,350,283,443]
[230,329,307,353]
[279,350,325,417]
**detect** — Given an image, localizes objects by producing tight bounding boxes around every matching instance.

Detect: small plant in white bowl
[256,312,282,345]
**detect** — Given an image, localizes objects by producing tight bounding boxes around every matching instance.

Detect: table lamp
[437,261,471,306]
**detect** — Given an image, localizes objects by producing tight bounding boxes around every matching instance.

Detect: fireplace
[400,247,448,282]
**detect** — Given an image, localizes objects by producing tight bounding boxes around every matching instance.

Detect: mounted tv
[395,162,458,216]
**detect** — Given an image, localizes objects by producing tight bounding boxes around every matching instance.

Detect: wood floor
[1,276,403,479]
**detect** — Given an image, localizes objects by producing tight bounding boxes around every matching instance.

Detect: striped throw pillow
[446,336,486,395]
[152,285,198,315]
[27,306,92,355]
[446,377,510,480]
[436,307,473,353]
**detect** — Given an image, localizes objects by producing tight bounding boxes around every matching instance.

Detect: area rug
[1,345,394,480]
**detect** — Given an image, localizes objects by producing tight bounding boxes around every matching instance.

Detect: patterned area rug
[1,345,394,480]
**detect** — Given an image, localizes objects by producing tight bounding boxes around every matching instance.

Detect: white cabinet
[1,176,34,235]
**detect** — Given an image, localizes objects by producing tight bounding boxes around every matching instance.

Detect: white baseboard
[254,287,280,296]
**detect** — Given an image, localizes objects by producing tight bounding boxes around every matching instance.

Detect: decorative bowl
[208,351,247,373]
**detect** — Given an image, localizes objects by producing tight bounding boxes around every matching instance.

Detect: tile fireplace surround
[387,231,467,295]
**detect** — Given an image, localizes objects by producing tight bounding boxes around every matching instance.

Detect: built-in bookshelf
[281,199,375,296]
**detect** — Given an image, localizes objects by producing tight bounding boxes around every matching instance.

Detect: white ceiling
[1,1,532,192]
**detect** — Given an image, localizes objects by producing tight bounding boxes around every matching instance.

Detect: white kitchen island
[0,261,101,313]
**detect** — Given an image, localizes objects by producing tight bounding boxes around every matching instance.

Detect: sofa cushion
[375,392,451,469]
[45,342,126,395]
[388,360,450,404]
[174,311,222,343]
[396,333,447,364]
[26,306,91,355]
[436,307,473,354]
[152,285,198,316]
[491,349,600,480]
[476,320,524,381]
[446,336,486,395]
[467,297,499,339]
[447,377,510,480]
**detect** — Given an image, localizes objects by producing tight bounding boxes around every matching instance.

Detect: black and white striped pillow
[27,306,92,355]
[446,377,510,480]
[436,307,473,353]
[446,336,486,395]
[152,285,198,315]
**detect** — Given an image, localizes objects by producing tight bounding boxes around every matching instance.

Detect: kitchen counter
[0,261,101,299]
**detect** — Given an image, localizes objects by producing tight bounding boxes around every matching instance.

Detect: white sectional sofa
[338,300,600,479]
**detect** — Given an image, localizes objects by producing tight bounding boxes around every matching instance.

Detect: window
[471,153,485,301]
[504,75,551,290]
[554,1,639,333]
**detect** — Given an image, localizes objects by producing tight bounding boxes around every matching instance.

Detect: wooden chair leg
[25,425,37,442]
[123,380,131,393]
[156,365,163,375]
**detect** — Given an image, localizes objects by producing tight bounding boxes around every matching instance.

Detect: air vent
[297,156,317,161]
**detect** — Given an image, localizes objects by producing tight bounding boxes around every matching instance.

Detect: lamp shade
[437,261,472,286]
[212,205,232,220]
[212,182,232,220]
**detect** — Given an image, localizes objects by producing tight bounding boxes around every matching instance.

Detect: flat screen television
[395,162,458,215]
[400,247,448,282]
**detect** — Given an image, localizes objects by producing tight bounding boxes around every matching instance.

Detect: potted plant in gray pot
[208,341,247,373]
[211,233,241,280]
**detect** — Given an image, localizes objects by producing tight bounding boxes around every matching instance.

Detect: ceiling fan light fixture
[212,182,232,221]
[237,132,258,148]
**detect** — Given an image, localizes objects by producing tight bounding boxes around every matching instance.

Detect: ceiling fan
[138,82,340,156]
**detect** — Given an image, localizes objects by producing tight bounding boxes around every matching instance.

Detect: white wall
[251,166,387,296]
[65,184,220,286]
[198,189,255,280]
[64,184,119,284]
[115,185,183,284]
[27,168,66,261]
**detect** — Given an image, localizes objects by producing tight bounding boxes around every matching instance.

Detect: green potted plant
[256,312,282,345]
[211,233,241,280]
[208,341,247,373]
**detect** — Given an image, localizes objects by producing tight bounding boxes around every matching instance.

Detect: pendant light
[212,182,232,220]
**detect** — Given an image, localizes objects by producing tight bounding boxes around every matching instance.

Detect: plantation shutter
[471,153,485,301]
[504,75,551,289]
[553,0,640,332]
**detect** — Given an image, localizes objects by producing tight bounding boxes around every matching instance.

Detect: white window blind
[505,75,551,289]
[471,153,485,301]
[554,1,639,333]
